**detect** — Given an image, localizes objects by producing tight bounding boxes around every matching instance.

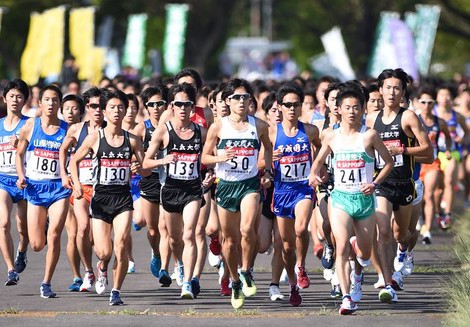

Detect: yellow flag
[20,12,44,85]
[39,6,65,78]
[69,7,95,80]
[91,47,106,86]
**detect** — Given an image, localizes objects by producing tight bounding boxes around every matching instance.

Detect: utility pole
[262,0,273,40]
[250,0,261,37]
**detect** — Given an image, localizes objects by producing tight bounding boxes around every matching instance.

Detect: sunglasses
[281,102,301,109]
[419,99,435,105]
[146,100,166,108]
[172,100,194,108]
[87,103,100,109]
[228,93,251,101]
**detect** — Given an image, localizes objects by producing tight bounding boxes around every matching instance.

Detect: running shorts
[139,172,161,203]
[216,176,260,212]
[70,184,93,205]
[25,179,71,208]
[131,175,141,202]
[90,192,133,224]
[412,179,424,206]
[273,187,315,219]
[331,189,376,221]
[419,158,441,181]
[161,185,204,214]
[0,175,25,203]
[438,151,461,171]
[375,179,415,211]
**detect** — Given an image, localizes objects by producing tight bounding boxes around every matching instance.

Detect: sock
[269,283,279,287]
[357,256,371,267]
[111,288,120,293]
[354,273,362,282]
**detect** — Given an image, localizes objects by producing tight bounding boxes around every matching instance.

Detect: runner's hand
[9,135,19,148]
[16,177,27,190]
[73,184,83,199]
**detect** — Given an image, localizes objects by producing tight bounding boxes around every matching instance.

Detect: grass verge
[444,214,470,326]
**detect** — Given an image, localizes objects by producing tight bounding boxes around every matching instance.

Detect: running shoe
[289,284,302,307]
[191,277,200,298]
[218,261,225,284]
[209,236,221,256]
[40,283,56,298]
[339,295,358,315]
[374,274,385,289]
[150,255,162,278]
[393,248,407,272]
[280,268,289,284]
[350,273,363,303]
[80,271,95,292]
[159,269,172,287]
[402,251,414,277]
[95,261,108,295]
[296,266,310,289]
[176,263,184,286]
[391,271,404,291]
[269,284,284,301]
[208,251,221,267]
[239,271,257,297]
[379,285,398,303]
[323,268,334,281]
[443,213,452,229]
[220,278,231,296]
[14,250,27,273]
[231,281,245,309]
[5,270,19,286]
[127,261,135,274]
[321,244,335,269]
[68,277,82,292]
[422,231,432,245]
[109,290,124,305]
[313,242,324,260]
[180,281,194,299]
[330,283,342,299]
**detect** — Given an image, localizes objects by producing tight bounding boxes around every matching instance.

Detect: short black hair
[2,79,30,101]
[82,87,103,105]
[336,85,365,108]
[221,78,253,101]
[276,82,304,104]
[99,89,129,110]
[62,94,85,114]
[168,83,197,104]
[262,91,277,114]
[126,93,140,108]
[377,68,410,91]
[140,85,168,108]
[39,85,63,102]
[174,68,203,91]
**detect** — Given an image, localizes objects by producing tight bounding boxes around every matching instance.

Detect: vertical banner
[367,11,400,78]
[321,27,355,81]
[20,12,44,85]
[163,4,189,75]
[92,47,106,86]
[39,6,65,79]
[414,5,440,76]
[0,8,3,37]
[388,18,419,82]
[122,14,148,70]
[69,7,95,80]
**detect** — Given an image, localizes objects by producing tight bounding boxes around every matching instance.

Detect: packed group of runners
[1,67,470,314]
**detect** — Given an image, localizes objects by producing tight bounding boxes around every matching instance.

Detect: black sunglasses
[172,101,194,108]
[146,100,166,108]
[281,102,301,109]
[87,103,100,109]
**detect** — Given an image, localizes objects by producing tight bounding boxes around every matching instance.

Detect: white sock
[357,257,371,267]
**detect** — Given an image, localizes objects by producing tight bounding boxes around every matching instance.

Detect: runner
[15,85,71,298]
[132,85,170,286]
[59,87,104,292]
[309,85,394,314]
[366,68,433,303]
[270,82,321,306]
[201,78,272,309]
[143,83,206,299]
[0,79,30,286]
[69,89,147,305]
[58,94,85,291]
[366,83,384,114]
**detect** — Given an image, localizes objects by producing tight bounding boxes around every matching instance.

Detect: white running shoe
[79,271,95,292]
[218,262,225,284]
[95,261,108,295]
[280,268,289,284]
[208,252,221,267]
[394,248,407,272]
[323,268,334,281]
[392,271,405,291]
[374,274,385,289]
[176,263,184,286]
[339,295,358,315]
[127,261,135,274]
[379,285,398,303]
[402,251,414,277]
[269,285,284,301]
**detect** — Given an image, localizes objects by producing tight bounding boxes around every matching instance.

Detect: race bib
[279,153,310,182]
[225,147,257,175]
[79,158,93,184]
[28,149,60,179]
[99,158,130,185]
[0,143,16,175]
[168,153,199,180]
[375,140,403,169]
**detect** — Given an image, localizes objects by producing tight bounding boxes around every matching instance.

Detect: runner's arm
[15,118,34,189]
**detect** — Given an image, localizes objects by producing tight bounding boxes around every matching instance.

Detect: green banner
[163,4,189,75]
[122,14,148,70]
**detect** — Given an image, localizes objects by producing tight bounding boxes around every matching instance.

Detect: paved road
[0,213,455,326]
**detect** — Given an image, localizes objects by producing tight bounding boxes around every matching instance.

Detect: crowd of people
[1,67,470,314]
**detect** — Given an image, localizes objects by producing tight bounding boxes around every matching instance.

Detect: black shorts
[139,172,161,203]
[91,192,134,224]
[375,179,415,211]
[161,185,204,214]
[261,184,275,220]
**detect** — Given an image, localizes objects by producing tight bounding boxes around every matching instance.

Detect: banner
[39,6,65,79]
[69,7,95,80]
[388,18,419,82]
[367,11,400,78]
[320,27,355,81]
[163,4,189,75]
[91,47,106,86]
[21,12,44,85]
[0,8,3,37]
[122,14,148,70]
[414,5,440,76]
